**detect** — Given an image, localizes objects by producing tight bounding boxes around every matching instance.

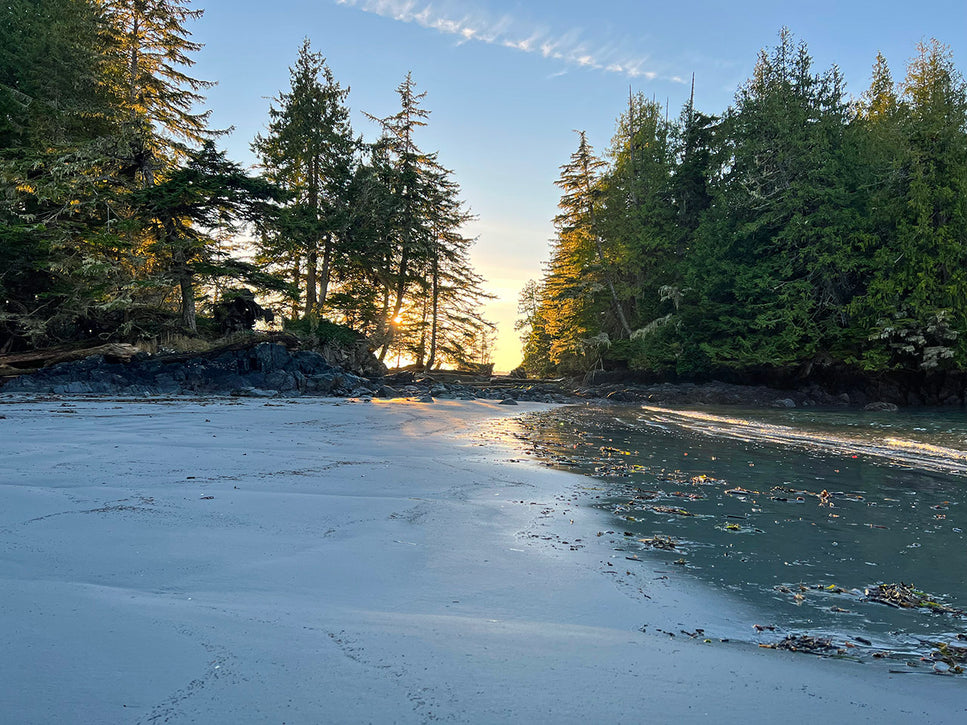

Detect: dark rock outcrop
[1,343,372,398]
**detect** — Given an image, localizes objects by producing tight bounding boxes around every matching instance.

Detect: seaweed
[864,583,964,615]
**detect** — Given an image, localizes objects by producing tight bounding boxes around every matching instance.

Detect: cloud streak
[335,0,680,82]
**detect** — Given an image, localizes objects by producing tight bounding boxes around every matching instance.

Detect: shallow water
[507,403,967,665]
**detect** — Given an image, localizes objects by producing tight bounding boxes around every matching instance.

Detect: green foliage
[522,30,967,379]
[283,314,360,347]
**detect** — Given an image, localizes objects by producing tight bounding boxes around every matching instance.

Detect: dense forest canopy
[519,29,967,382]
[0,0,494,369]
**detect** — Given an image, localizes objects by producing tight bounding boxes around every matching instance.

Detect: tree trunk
[180,273,197,332]
[290,256,301,319]
[583,156,633,338]
[377,268,392,363]
[426,255,439,371]
[318,233,333,313]
[305,157,319,314]
[378,247,411,362]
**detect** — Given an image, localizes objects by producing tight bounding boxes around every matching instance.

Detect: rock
[864,401,899,412]
[376,385,399,398]
[498,398,518,405]
[416,394,434,403]
[771,398,796,408]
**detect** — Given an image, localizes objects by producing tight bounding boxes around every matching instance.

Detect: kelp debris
[864,583,965,615]
[724,486,758,497]
[646,504,694,517]
[690,474,726,486]
[928,642,967,674]
[638,535,678,550]
[761,635,838,655]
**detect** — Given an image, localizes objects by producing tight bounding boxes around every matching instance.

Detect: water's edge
[497,403,967,675]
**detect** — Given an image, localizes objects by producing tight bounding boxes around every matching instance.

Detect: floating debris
[670,491,705,500]
[638,535,678,550]
[864,583,965,615]
[762,635,838,655]
[690,474,726,486]
[646,504,694,517]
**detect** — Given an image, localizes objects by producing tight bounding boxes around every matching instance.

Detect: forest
[519,30,967,383]
[0,0,493,369]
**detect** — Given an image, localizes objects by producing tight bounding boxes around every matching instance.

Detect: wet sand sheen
[506,403,967,669]
[0,397,964,722]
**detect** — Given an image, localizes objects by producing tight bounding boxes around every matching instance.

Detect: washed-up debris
[928,642,967,674]
[690,474,726,486]
[716,522,762,534]
[725,486,758,497]
[864,583,964,615]
[646,504,694,517]
[638,535,678,550]
[600,446,632,455]
[761,635,838,655]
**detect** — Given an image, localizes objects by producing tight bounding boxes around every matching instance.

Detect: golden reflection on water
[639,405,967,476]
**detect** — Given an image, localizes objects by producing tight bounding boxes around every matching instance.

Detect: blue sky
[191,0,965,370]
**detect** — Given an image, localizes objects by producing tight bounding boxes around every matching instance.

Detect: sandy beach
[0,397,963,723]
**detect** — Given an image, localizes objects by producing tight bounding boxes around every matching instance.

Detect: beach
[0,397,963,723]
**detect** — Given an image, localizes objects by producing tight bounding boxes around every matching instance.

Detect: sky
[190,0,965,371]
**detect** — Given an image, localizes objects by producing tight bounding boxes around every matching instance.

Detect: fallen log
[0,343,140,371]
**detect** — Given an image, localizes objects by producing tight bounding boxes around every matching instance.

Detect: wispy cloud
[335,0,682,82]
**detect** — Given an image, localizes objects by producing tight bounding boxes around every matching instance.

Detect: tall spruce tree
[253,39,357,317]
[101,0,215,184]
[681,29,860,371]
[861,39,967,370]
[0,0,130,350]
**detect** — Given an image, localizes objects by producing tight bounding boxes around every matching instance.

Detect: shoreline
[0,397,963,723]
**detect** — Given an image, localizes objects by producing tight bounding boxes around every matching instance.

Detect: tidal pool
[509,403,967,668]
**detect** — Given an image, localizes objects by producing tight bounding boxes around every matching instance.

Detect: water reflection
[506,404,967,665]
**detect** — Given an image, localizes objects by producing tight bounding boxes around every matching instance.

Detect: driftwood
[0,332,302,378]
[0,343,140,371]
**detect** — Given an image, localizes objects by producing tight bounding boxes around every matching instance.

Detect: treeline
[0,0,492,369]
[519,30,967,381]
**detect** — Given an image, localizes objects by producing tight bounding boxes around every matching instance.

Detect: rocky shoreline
[1,340,958,410]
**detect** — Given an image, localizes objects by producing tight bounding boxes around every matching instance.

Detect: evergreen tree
[681,29,861,371]
[129,142,286,331]
[861,39,967,370]
[0,0,130,350]
[253,39,358,317]
[101,0,215,184]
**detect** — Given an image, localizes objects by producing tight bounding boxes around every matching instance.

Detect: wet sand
[0,397,962,723]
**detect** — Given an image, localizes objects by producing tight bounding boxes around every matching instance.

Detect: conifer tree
[101,0,215,184]
[130,142,285,331]
[253,39,358,316]
[682,29,859,370]
[861,39,967,370]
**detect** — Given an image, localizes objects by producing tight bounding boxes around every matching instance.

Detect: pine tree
[0,0,130,350]
[366,73,443,360]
